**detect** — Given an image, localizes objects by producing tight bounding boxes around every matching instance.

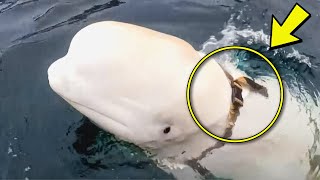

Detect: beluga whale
[48,21,315,180]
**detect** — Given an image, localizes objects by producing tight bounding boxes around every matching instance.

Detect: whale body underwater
[47,21,315,180]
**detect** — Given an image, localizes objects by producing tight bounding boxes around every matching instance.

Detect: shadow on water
[64,116,175,179]
[66,117,230,179]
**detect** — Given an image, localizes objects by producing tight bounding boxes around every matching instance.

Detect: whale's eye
[163,127,171,134]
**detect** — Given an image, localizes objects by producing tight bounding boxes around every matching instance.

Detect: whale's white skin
[174,78,314,180]
[48,21,232,161]
[48,21,314,179]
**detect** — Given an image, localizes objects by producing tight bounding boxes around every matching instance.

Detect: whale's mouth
[69,98,128,128]
[48,60,130,134]
[55,92,133,141]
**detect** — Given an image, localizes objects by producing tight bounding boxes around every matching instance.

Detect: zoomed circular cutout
[186,46,284,143]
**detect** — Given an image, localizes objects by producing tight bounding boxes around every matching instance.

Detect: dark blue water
[0,0,319,179]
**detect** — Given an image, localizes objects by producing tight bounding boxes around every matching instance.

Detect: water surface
[1,0,319,179]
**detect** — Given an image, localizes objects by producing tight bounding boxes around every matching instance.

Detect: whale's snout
[48,61,59,91]
[47,57,70,96]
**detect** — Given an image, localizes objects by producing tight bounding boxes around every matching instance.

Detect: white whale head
[48,21,232,158]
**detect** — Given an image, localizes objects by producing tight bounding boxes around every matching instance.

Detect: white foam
[287,48,312,67]
[24,166,31,172]
[200,22,312,68]
[200,24,269,52]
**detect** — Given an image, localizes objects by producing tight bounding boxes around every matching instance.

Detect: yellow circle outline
[186,46,284,143]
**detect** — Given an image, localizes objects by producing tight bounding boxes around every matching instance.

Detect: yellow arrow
[270,3,311,49]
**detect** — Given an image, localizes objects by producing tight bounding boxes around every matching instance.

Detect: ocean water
[0,0,319,179]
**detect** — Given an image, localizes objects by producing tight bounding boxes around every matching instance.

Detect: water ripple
[14,0,125,42]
